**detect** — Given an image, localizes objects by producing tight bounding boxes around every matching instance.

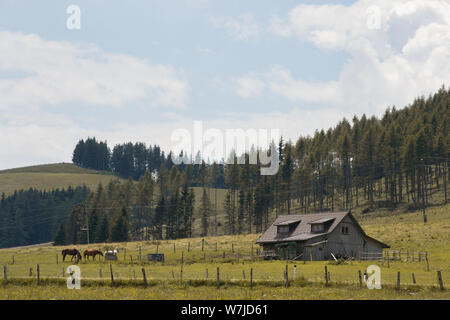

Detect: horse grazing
[62,249,82,263]
[83,249,103,261]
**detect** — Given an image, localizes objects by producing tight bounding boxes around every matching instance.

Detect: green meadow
[0,203,448,299]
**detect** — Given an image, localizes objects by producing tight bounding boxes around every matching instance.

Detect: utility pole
[80,204,90,244]
[421,159,427,224]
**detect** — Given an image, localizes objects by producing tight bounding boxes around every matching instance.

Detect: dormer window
[277,225,290,235]
[309,217,335,234]
[311,223,324,233]
[275,219,301,237]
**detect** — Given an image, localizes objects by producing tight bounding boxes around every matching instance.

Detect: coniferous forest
[62,88,448,244]
[0,186,90,248]
[1,88,449,247]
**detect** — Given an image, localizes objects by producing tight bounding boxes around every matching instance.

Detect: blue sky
[1,0,449,169]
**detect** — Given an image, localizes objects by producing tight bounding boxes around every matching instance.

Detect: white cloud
[260,0,450,115]
[0,31,189,110]
[234,76,265,98]
[212,13,259,41]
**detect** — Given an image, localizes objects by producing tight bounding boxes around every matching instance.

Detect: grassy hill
[0,162,230,237]
[0,163,121,196]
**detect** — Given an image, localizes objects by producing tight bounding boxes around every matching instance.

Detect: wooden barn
[256,211,389,260]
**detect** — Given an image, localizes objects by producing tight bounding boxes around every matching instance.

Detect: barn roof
[274,218,302,226]
[256,211,348,244]
[309,217,336,224]
[256,211,389,248]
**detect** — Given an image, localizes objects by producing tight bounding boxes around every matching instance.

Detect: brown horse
[62,249,82,263]
[83,249,103,261]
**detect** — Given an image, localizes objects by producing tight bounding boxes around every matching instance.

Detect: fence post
[325,266,328,287]
[56,254,58,265]
[250,268,253,290]
[110,264,114,284]
[285,265,289,288]
[188,242,190,252]
[358,270,362,288]
[142,268,147,287]
[37,264,40,285]
[99,269,102,279]
[3,265,7,285]
[215,242,217,252]
[180,265,183,280]
[217,267,220,289]
[29,268,32,277]
[412,273,416,284]
[437,270,444,291]
[243,270,245,280]
[387,254,390,268]
[202,239,204,251]
[206,268,208,279]
[139,246,142,261]
[174,243,176,253]
[156,244,159,253]
[397,271,400,290]
[293,265,297,281]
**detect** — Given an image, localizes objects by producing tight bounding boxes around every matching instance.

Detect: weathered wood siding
[324,215,384,259]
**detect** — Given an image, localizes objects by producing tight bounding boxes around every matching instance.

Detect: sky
[1,0,450,169]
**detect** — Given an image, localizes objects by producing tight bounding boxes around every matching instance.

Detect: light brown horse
[83,249,103,261]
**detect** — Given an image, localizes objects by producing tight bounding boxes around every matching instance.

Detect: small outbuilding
[256,211,389,260]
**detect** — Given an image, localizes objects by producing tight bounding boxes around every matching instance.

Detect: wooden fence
[359,250,428,262]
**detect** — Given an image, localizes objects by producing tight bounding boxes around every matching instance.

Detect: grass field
[0,203,448,300]
[0,163,119,196]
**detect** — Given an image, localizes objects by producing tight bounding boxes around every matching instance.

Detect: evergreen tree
[96,215,109,243]
[110,208,129,242]
[200,188,210,237]
[53,223,67,245]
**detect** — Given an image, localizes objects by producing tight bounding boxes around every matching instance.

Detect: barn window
[278,225,289,235]
[276,220,301,236]
[311,223,324,233]
[341,225,349,235]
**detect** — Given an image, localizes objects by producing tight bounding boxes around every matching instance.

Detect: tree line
[0,186,89,248]
[61,168,198,244]
[66,87,449,242]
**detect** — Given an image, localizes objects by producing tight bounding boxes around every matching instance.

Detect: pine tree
[200,188,210,237]
[96,215,109,243]
[110,208,129,242]
[53,223,67,245]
